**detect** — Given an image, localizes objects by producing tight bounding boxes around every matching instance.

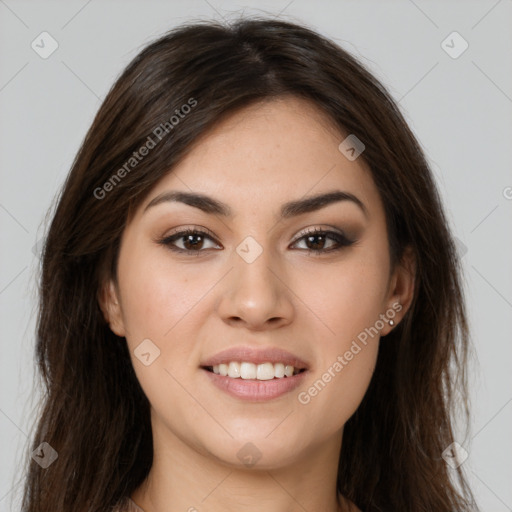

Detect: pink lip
[200,346,309,369]
[202,368,308,402]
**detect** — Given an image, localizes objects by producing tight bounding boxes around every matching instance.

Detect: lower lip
[202,368,308,402]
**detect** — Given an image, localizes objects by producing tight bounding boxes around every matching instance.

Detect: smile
[200,346,310,401]
[204,361,306,380]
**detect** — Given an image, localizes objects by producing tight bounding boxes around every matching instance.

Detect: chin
[201,431,308,470]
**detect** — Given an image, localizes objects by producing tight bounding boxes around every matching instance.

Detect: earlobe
[98,279,126,337]
[383,247,416,335]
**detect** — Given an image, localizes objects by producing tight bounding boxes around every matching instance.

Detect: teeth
[210,362,303,380]
[240,362,257,379]
[228,362,241,378]
[274,363,285,378]
[256,362,275,380]
[218,363,228,376]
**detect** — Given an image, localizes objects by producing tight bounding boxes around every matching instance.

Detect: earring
[389,319,395,326]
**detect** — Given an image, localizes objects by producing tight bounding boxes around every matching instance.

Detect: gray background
[1,0,511,510]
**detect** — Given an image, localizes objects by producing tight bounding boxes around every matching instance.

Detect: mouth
[202,362,307,380]
[200,346,310,401]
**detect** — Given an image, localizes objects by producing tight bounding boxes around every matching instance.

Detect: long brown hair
[21,17,478,511]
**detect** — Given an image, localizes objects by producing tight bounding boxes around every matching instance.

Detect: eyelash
[156,226,356,256]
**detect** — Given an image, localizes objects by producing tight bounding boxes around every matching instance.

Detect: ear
[381,246,416,336]
[98,278,126,337]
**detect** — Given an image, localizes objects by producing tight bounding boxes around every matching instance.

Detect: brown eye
[181,233,205,250]
[157,227,355,255]
[291,228,355,254]
[158,228,221,253]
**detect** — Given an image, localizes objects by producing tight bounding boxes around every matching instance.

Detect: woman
[22,17,478,512]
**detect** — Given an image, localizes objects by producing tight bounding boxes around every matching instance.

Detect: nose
[215,244,295,331]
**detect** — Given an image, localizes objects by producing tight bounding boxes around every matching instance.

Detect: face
[100,96,414,469]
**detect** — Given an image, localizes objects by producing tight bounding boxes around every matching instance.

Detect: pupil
[185,234,202,250]
[307,234,324,250]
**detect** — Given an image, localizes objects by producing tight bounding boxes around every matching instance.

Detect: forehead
[140,96,382,220]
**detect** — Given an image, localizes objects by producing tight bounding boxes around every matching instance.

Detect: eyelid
[290,225,351,244]
[164,225,219,242]
[156,224,356,256]
[161,224,351,246]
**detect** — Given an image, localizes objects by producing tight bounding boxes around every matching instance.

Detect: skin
[100,96,415,512]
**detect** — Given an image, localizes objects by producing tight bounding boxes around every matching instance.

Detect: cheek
[292,250,386,427]
[116,248,221,402]
[300,344,378,439]
[118,251,204,343]
[116,251,207,414]
[296,263,383,429]
[298,252,389,345]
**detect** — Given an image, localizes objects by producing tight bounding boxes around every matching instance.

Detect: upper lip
[201,346,309,370]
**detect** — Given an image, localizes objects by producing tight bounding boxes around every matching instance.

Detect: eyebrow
[144,189,367,218]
